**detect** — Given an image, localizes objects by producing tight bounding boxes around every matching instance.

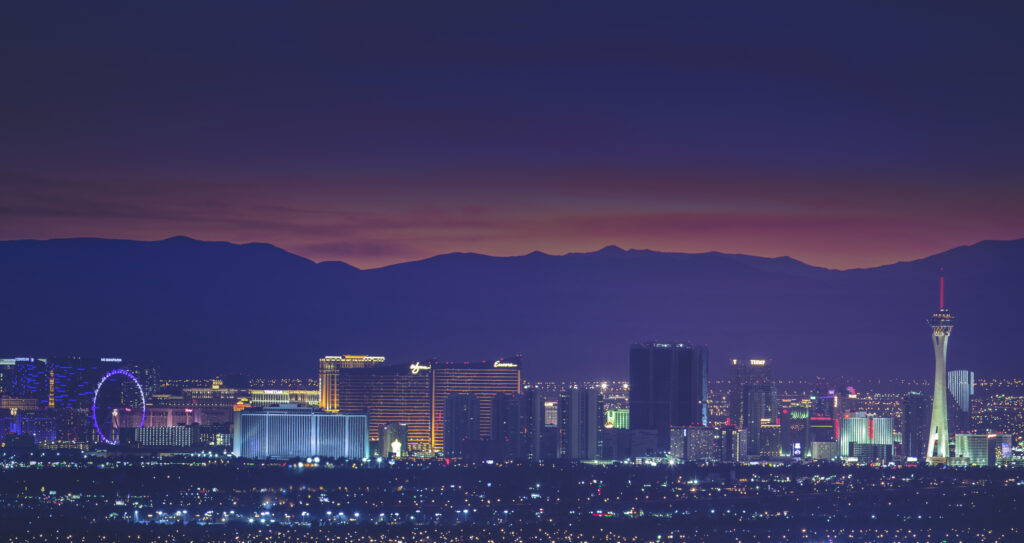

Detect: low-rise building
[232,404,369,460]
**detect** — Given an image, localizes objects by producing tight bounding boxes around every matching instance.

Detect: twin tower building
[319,355,523,454]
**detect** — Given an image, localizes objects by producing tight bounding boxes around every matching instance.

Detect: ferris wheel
[91,368,146,445]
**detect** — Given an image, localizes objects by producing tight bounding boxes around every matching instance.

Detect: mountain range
[1,236,1022,381]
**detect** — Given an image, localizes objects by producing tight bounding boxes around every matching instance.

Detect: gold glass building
[430,360,522,452]
[320,357,521,453]
[319,355,386,412]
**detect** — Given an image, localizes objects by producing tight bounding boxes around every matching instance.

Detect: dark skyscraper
[629,342,708,452]
[517,389,544,461]
[901,391,930,460]
[443,393,480,457]
[744,382,779,456]
[727,358,773,428]
[558,387,604,460]
[490,390,544,460]
[490,393,518,445]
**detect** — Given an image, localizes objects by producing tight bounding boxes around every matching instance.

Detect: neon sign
[409,362,431,374]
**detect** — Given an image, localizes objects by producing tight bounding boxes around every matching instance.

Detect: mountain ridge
[0,236,1021,380]
[6,235,1022,273]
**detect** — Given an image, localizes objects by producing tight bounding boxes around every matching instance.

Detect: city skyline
[3,3,1023,540]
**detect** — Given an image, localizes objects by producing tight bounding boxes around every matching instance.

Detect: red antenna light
[939,269,945,309]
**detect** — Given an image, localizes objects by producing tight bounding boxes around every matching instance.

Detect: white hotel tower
[926,276,955,464]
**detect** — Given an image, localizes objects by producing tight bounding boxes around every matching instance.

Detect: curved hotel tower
[926,276,955,463]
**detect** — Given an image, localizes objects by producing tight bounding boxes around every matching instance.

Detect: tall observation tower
[926,274,955,463]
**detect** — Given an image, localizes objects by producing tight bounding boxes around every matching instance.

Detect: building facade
[744,382,779,456]
[378,422,409,458]
[839,413,894,461]
[606,408,630,429]
[558,387,603,460]
[318,355,386,411]
[670,426,719,462]
[120,425,199,448]
[629,342,708,452]
[901,391,930,460]
[947,369,974,435]
[443,393,480,457]
[319,357,521,453]
[954,433,1012,467]
[489,390,544,460]
[232,404,369,460]
[727,358,772,428]
[247,389,320,407]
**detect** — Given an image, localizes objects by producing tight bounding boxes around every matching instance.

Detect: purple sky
[3,4,1023,269]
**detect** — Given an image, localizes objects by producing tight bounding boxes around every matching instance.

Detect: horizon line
[1,234,1022,273]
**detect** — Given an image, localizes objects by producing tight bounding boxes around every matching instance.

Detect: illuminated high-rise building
[629,342,708,452]
[324,362,433,452]
[780,406,810,457]
[319,355,385,411]
[744,382,778,456]
[947,369,974,435]
[926,276,954,463]
[839,412,894,462]
[430,357,522,452]
[321,357,521,453]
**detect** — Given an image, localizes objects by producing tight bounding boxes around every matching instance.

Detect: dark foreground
[2,454,1022,542]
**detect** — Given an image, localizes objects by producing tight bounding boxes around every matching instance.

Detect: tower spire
[940,273,945,309]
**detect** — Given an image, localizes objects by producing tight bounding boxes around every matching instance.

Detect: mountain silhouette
[1,236,1021,381]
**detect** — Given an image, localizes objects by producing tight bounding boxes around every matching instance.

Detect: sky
[2,3,1024,270]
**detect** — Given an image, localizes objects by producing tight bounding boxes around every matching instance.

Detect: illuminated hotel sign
[409,362,431,375]
[493,360,518,368]
[750,359,766,366]
[100,358,123,363]
[324,355,385,362]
